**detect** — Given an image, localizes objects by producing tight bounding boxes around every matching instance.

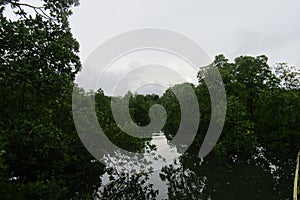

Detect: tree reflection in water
[95,135,294,200]
[160,159,208,199]
[96,169,158,199]
[96,134,180,199]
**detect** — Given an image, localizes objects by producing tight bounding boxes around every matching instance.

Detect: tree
[0,1,105,199]
[196,54,299,159]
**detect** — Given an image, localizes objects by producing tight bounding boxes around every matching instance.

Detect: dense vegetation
[1,0,300,199]
[161,55,300,159]
[0,1,104,199]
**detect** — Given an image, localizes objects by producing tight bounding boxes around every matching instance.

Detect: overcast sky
[69,0,300,95]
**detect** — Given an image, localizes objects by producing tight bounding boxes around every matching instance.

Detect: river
[96,133,295,199]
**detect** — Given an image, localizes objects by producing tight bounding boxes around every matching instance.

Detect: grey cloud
[70,0,300,78]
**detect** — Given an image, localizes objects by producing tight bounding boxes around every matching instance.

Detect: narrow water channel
[96,133,295,199]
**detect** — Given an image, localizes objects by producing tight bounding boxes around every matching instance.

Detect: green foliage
[160,86,181,137]
[94,90,152,153]
[0,1,105,199]
[194,54,300,158]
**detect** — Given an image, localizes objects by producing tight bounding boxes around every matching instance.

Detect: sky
[68,0,300,95]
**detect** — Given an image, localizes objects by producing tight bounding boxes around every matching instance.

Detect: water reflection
[96,134,294,200]
[97,133,181,199]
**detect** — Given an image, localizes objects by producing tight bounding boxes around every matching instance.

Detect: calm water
[96,134,294,199]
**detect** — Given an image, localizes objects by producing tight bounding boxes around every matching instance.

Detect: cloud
[70,0,300,91]
[77,49,201,96]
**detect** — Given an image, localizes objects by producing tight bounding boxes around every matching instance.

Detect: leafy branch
[7,0,55,21]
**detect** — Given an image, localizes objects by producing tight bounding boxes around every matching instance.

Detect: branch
[8,0,56,21]
[9,1,44,9]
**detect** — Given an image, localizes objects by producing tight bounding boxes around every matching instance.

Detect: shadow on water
[95,134,295,200]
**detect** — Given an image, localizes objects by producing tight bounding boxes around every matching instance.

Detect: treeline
[100,54,300,160]
[161,55,300,159]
